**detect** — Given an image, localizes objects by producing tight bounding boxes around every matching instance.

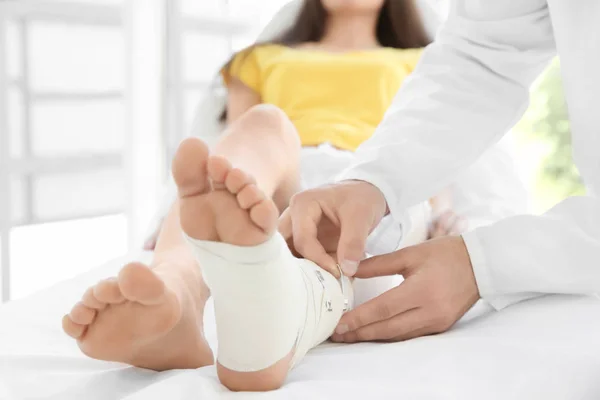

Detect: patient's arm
[226,77,261,124]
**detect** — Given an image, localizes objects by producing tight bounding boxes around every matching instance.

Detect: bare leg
[62,105,302,373]
[175,106,310,391]
[174,138,296,391]
[62,194,213,370]
[211,104,302,211]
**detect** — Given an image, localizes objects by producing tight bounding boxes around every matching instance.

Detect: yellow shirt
[223,44,423,151]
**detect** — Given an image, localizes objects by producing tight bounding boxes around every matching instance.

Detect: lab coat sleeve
[338,1,600,309]
[340,0,556,214]
[462,196,600,309]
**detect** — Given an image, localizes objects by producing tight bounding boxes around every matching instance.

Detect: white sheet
[1,252,599,400]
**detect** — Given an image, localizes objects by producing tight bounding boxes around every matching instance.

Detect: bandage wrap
[186,233,351,372]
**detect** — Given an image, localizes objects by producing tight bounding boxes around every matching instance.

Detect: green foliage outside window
[513,58,586,213]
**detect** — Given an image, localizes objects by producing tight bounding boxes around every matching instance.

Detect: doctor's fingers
[448,216,468,236]
[335,281,420,335]
[353,246,420,279]
[332,308,431,343]
[288,197,338,274]
[429,210,457,238]
[336,207,376,276]
[429,211,469,238]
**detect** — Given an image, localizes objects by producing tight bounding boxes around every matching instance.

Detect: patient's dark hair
[220,0,432,121]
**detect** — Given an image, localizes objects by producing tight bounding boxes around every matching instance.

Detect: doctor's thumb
[336,216,371,276]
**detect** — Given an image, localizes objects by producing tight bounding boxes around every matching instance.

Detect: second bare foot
[63,260,213,371]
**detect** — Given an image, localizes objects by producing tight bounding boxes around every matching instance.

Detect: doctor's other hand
[279,180,387,277]
[331,236,480,343]
[428,209,468,239]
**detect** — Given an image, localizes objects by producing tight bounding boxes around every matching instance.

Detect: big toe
[118,262,167,306]
[63,315,86,339]
[173,137,210,197]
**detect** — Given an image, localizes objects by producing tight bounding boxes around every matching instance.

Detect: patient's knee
[237,104,300,148]
[243,104,287,125]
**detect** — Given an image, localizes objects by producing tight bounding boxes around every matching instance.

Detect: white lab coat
[340,0,600,310]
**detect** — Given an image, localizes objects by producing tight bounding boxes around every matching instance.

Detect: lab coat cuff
[336,169,413,253]
[462,230,539,310]
[365,214,407,256]
[462,230,499,308]
[336,169,409,228]
[462,230,541,311]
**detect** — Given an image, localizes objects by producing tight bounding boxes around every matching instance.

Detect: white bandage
[186,232,352,372]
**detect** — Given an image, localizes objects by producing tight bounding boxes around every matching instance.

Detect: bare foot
[172,137,288,391]
[63,260,213,370]
[63,142,216,371]
[172,137,279,246]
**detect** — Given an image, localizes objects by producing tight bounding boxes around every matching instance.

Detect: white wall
[0,0,291,301]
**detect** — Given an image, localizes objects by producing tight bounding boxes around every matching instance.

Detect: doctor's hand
[279,180,387,277]
[331,236,480,343]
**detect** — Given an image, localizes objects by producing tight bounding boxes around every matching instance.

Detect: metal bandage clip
[314,265,350,313]
[314,270,333,312]
[335,263,350,312]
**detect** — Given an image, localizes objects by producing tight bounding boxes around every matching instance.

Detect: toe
[81,286,107,310]
[119,262,166,306]
[62,315,86,339]
[237,184,265,209]
[94,278,125,304]
[172,137,210,198]
[207,155,232,189]
[250,199,279,234]
[225,168,254,194]
[69,303,97,325]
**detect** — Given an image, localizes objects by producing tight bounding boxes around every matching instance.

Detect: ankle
[156,259,209,306]
[152,245,195,266]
